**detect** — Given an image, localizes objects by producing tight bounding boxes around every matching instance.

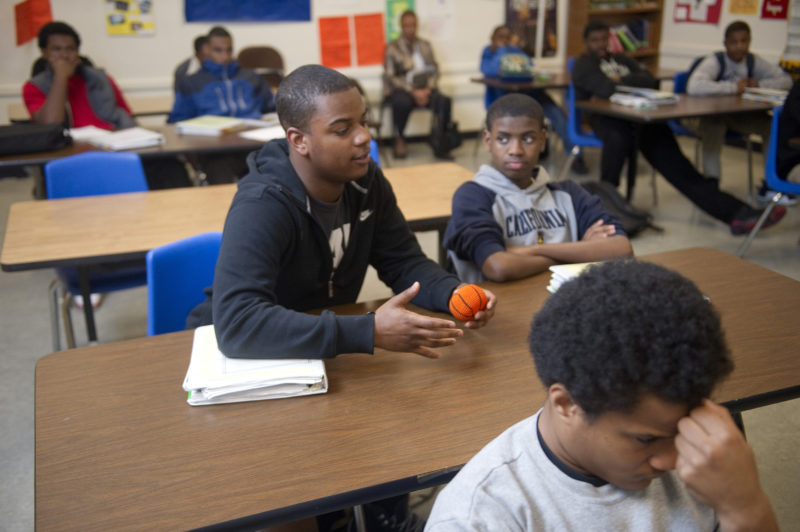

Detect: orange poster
[319,16,351,68]
[15,0,52,46]
[354,13,385,66]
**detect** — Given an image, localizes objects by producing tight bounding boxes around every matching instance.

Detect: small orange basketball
[449,284,488,322]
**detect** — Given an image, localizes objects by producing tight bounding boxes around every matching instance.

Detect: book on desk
[174,115,247,136]
[68,126,165,150]
[183,325,328,405]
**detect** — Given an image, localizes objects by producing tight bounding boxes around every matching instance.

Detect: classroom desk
[1,162,473,341]
[469,67,677,93]
[7,95,173,122]
[34,247,800,531]
[575,93,773,123]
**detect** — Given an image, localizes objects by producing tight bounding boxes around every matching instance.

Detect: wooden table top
[576,94,773,123]
[7,95,173,122]
[470,67,677,92]
[34,248,800,530]
[0,124,266,168]
[1,162,473,271]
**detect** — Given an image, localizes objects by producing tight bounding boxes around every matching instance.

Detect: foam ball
[449,284,488,322]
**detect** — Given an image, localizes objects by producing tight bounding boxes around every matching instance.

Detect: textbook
[174,115,246,136]
[238,125,285,142]
[615,86,680,103]
[85,127,165,150]
[741,87,788,106]
[546,262,600,294]
[182,325,328,406]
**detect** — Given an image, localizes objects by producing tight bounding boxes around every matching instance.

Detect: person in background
[169,26,276,183]
[445,94,631,283]
[687,20,792,204]
[572,22,786,236]
[173,34,209,92]
[480,25,587,174]
[384,9,455,160]
[426,260,779,532]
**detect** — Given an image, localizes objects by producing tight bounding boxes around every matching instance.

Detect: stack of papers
[182,325,328,406]
[615,86,680,104]
[546,262,600,294]
[742,87,788,106]
[175,115,246,136]
[82,127,165,150]
[238,125,285,142]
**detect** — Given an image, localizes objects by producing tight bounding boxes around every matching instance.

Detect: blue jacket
[168,59,276,123]
[480,45,532,108]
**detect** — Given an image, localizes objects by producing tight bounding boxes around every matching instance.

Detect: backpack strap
[746,52,755,78]
[714,51,726,81]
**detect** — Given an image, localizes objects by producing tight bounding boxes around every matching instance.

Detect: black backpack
[0,123,72,156]
[687,51,754,82]
[581,181,662,237]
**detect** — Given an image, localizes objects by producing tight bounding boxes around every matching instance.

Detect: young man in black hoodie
[188,64,495,361]
[571,22,785,236]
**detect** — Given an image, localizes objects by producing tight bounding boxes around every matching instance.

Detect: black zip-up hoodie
[189,139,460,359]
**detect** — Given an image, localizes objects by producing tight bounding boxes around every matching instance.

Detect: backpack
[498,52,534,81]
[580,181,662,237]
[687,51,754,82]
[0,123,72,156]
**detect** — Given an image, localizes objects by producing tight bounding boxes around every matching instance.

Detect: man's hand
[49,55,80,80]
[374,282,463,359]
[675,400,779,532]
[462,288,496,330]
[412,87,431,107]
[581,219,617,241]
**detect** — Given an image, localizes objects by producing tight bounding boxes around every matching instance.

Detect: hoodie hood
[473,164,551,196]
[202,58,239,79]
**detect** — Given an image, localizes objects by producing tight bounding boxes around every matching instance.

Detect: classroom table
[469,67,677,93]
[1,162,473,342]
[33,247,800,531]
[7,95,173,122]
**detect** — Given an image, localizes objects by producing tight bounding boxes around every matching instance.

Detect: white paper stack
[68,125,111,142]
[742,87,787,106]
[182,325,328,406]
[84,127,165,150]
[175,115,246,136]
[238,125,285,142]
[546,262,600,294]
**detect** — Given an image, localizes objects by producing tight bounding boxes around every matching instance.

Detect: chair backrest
[566,57,603,148]
[237,46,284,90]
[766,105,800,194]
[673,71,689,94]
[44,151,148,199]
[146,232,223,336]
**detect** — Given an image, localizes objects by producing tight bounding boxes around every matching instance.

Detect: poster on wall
[15,0,52,46]
[506,0,558,58]
[319,13,385,69]
[761,0,789,19]
[417,0,455,42]
[185,0,310,22]
[674,0,722,24]
[386,0,414,42]
[106,0,155,36]
[729,0,759,15]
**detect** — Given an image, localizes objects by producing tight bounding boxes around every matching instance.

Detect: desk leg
[77,266,98,343]
[625,143,638,202]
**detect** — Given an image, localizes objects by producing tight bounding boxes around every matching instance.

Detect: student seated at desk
[173,33,209,92]
[687,20,792,202]
[186,63,496,531]
[444,94,632,283]
[22,21,190,190]
[168,25,277,184]
[426,260,779,532]
[572,22,786,236]
[480,25,587,174]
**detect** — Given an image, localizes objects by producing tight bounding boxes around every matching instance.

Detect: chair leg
[352,505,367,532]
[650,167,658,206]
[736,194,781,257]
[746,137,754,204]
[48,279,62,352]
[558,146,580,182]
[61,291,77,349]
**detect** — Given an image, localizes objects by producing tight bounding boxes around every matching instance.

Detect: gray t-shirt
[425,410,717,531]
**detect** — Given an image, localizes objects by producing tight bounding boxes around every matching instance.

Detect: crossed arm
[481,219,633,282]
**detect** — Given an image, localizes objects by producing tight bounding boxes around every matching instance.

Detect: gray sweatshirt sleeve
[687,55,737,95]
[752,55,792,90]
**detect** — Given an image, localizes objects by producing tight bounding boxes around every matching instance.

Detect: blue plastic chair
[369,139,380,167]
[737,105,800,256]
[45,151,150,350]
[146,232,223,336]
[559,58,604,182]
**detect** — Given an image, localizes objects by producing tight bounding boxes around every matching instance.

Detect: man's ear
[482,127,492,149]
[286,126,309,157]
[548,383,581,423]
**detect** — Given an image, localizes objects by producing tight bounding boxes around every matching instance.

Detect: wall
[0,0,575,132]
[660,0,789,70]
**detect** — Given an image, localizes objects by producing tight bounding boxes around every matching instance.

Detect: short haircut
[485,94,545,132]
[38,21,81,50]
[208,26,231,39]
[491,25,510,39]
[276,64,357,132]
[583,21,609,40]
[529,260,732,420]
[193,35,209,53]
[400,9,417,21]
[725,20,751,40]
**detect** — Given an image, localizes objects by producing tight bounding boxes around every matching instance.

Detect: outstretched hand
[675,400,778,532]
[374,282,463,359]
